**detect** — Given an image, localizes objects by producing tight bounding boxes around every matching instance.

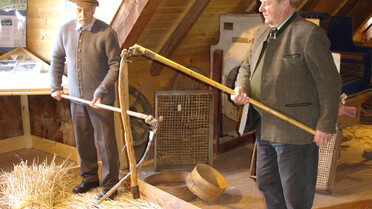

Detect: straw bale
[0,155,161,209]
[0,155,73,209]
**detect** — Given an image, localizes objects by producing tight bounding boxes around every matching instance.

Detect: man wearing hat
[50,0,121,200]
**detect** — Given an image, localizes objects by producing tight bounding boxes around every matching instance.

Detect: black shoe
[72,181,100,194]
[97,189,118,201]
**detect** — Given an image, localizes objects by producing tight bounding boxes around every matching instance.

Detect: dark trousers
[256,135,318,209]
[70,102,119,189]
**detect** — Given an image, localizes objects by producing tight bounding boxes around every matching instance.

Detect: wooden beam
[111,0,162,49]
[20,95,32,149]
[335,0,372,33]
[296,0,311,11]
[331,0,349,16]
[334,0,359,16]
[245,1,260,12]
[149,0,211,76]
[300,0,323,11]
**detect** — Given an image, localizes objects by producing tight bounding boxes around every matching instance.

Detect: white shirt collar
[76,17,96,31]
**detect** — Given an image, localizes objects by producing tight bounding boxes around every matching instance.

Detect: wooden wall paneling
[111,0,162,49]
[26,0,62,61]
[149,0,212,76]
[209,0,257,11]
[126,52,211,110]
[126,57,174,107]
[171,0,259,59]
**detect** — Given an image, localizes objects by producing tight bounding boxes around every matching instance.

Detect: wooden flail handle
[131,44,316,136]
[60,94,158,128]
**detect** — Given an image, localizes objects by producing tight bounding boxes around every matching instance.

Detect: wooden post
[212,49,223,155]
[118,50,140,199]
[20,95,32,149]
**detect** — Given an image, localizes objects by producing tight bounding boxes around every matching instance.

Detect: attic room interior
[0,0,371,208]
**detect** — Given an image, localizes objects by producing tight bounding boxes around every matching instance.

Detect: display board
[0,47,67,94]
[0,0,27,52]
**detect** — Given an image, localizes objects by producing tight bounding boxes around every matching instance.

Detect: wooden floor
[1,123,372,208]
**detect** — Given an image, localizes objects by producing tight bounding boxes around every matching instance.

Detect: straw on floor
[0,155,161,209]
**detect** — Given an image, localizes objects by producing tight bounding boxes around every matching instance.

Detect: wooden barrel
[185,163,227,202]
[144,171,196,201]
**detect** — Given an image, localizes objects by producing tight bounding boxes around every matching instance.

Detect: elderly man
[50,0,120,200]
[231,0,341,208]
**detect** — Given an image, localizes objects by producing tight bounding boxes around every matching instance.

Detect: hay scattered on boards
[57,188,162,209]
[0,156,161,209]
[343,124,372,148]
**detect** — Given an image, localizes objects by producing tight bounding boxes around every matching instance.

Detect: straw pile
[0,156,162,209]
[343,124,372,148]
[0,155,73,208]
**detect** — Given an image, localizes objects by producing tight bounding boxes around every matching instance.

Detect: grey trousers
[255,130,318,209]
[70,102,119,190]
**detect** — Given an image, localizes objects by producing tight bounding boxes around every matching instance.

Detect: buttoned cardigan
[51,19,120,104]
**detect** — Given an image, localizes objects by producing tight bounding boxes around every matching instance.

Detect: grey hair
[277,0,300,7]
[290,0,300,7]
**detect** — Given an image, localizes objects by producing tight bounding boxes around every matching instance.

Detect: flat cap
[69,0,99,6]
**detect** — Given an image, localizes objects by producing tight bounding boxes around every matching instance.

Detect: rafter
[331,0,350,16]
[296,0,310,11]
[111,0,162,49]
[300,0,323,11]
[335,0,372,32]
[149,0,211,76]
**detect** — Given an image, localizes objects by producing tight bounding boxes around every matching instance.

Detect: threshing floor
[1,117,372,208]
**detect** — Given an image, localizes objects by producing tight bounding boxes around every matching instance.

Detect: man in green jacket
[231,0,341,208]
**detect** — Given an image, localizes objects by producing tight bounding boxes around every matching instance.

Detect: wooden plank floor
[1,124,372,208]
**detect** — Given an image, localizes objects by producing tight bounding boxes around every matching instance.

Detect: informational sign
[0,0,27,11]
[0,1,26,51]
[0,10,26,51]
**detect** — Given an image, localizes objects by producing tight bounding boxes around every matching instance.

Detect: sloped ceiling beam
[334,0,372,32]
[299,0,323,11]
[150,0,211,76]
[335,0,360,16]
[331,0,349,16]
[296,0,310,11]
[111,0,162,49]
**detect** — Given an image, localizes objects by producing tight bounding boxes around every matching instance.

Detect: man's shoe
[72,181,100,194]
[97,189,118,201]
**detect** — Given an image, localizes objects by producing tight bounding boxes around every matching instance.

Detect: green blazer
[235,14,341,144]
